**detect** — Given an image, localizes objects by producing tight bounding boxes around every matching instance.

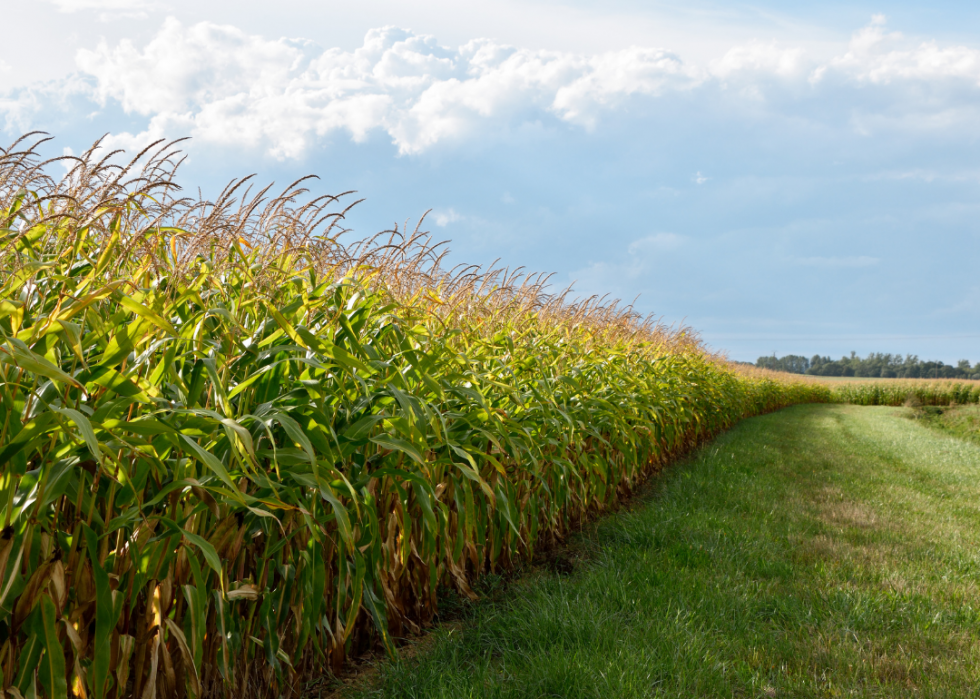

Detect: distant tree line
[756,352,980,380]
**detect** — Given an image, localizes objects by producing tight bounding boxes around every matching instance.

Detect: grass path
[348,405,980,698]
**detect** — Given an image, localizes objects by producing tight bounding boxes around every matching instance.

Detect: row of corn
[828,380,980,406]
[0,136,938,699]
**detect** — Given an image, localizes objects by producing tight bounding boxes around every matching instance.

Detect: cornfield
[828,380,980,406]
[732,367,980,408]
[0,133,832,699]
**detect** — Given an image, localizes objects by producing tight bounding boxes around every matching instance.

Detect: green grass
[348,405,980,698]
[910,405,980,446]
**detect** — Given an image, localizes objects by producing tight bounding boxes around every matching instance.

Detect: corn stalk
[0,134,832,698]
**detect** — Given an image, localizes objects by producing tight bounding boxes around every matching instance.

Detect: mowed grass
[348,405,980,698]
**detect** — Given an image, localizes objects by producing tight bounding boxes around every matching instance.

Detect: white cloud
[711,41,806,80]
[0,73,100,136]
[791,256,879,268]
[71,19,703,157]
[7,15,980,156]
[822,15,980,86]
[550,47,702,128]
[694,172,709,185]
[1,87,62,134]
[432,208,462,227]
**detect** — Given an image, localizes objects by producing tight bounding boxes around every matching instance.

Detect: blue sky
[3,1,980,363]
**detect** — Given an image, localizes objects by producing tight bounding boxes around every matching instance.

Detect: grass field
[911,404,980,446]
[349,404,980,698]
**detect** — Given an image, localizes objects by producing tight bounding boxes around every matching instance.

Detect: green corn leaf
[317,481,354,549]
[342,552,366,643]
[494,481,524,543]
[341,414,386,441]
[182,585,205,671]
[117,294,177,335]
[160,518,224,584]
[0,339,81,388]
[54,408,104,466]
[370,435,426,468]
[178,435,244,504]
[0,299,23,319]
[411,481,439,537]
[77,364,154,402]
[83,525,114,699]
[0,412,58,468]
[14,618,43,696]
[102,417,174,436]
[38,594,68,699]
[212,591,233,683]
[99,321,140,367]
[202,357,229,414]
[268,411,316,466]
[362,583,396,659]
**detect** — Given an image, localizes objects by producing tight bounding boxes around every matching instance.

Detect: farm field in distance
[349,404,980,698]
[809,375,976,384]
[806,375,925,382]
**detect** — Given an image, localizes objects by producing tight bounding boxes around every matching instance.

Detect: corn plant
[0,135,832,699]
[828,380,980,406]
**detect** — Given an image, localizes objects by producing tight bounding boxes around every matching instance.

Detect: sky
[3,1,980,363]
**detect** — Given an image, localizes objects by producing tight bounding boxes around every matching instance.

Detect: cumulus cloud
[68,19,703,156]
[0,74,92,134]
[711,41,806,80]
[826,15,980,85]
[0,95,35,134]
[824,20,980,136]
[6,15,980,156]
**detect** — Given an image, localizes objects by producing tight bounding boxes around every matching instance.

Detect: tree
[747,352,980,380]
